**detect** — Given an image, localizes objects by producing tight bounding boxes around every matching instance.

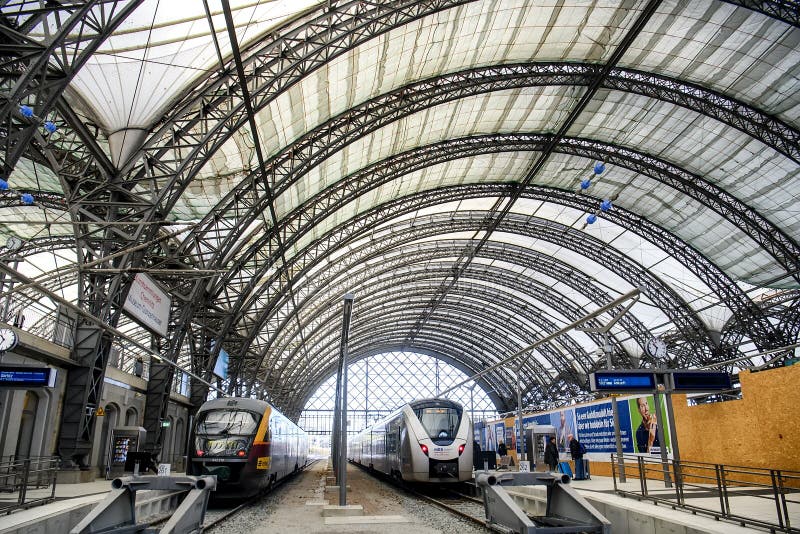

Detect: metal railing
[0,456,59,514]
[611,453,799,533]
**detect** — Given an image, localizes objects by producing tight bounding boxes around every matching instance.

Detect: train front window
[194,410,259,457]
[415,407,461,441]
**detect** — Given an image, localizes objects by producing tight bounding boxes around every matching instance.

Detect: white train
[348,398,473,482]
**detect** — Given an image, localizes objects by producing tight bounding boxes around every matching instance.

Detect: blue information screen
[592,371,656,391]
[0,367,55,387]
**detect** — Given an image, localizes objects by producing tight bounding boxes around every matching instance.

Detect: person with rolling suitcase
[569,434,589,480]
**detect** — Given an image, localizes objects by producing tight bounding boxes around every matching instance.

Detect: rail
[611,453,800,533]
[0,456,59,514]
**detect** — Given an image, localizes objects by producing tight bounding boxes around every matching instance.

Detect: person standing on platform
[497,440,508,469]
[544,436,559,471]
[568,433,585,480]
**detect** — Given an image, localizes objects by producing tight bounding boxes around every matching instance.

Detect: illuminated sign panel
[590,371,657,392]
[0,366,57,388]
[671,371,731,392]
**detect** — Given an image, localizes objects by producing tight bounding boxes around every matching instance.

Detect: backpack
[579,442,587,455]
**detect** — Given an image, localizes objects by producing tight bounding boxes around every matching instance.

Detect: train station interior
[0,0,798,532]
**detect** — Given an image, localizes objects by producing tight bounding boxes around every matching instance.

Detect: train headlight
[420,444,429,456]
[458,444,465,455]
[196,450,204,457]
[237,450,246,457]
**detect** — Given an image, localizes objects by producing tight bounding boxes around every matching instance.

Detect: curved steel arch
[175,62,799,280]
[273,274,589,389]
[282,301,549,413]
[206,130,790,345]
[272,275,595,409]
[188,139,790,366]
[219,184,720,372]
[222,202,713,400]
[259,249,636,385]
[720,0,800,28]
[231,124,775,373]
[264,254,622,374]
[290,317,538,416]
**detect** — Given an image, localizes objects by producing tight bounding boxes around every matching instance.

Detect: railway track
[406,486,496,531]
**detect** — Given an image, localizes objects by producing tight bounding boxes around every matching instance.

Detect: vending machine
[108,426,146,476]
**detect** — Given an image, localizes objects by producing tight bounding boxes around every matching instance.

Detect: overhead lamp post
[334,293,354,506]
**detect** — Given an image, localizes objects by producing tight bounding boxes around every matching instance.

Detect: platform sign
[157,464,171,477]
[589,371,657,393]
[669,371,731,392]
[0,366,57,388]
[123,273,171,337]
[518,461,530,473]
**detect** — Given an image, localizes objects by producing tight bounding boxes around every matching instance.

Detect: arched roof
[1,0,799,419]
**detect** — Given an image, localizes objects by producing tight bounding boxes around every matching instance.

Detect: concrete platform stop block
[324,485,351,492]
[322,504,364,517]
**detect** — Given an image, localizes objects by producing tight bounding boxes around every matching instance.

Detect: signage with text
[590,371,657,392]
[123,273,171,337]
[0,366,57,388]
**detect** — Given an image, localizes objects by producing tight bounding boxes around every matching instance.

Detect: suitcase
[574,458,591,480]
[557,461,573,478]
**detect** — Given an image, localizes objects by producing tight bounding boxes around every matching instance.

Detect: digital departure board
[589,371,657,392]
[0,366,57,388]
[670,371,731,392]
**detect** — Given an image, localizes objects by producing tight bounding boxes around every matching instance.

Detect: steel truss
[1,0,793,450]
[260,241,644,382]
[210,140,780,381]
[720,0,800,28]
[0,0,139,179]
[173,62,799,286]
[221,204,715,406]
[230,134,783,368]
[273,269,605,414]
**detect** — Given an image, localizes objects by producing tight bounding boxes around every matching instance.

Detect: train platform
[481,466,792,534]
[0,464,793,533]
[0,476,181,534]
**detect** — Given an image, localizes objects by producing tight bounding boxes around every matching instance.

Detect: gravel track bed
[204,461,491,533]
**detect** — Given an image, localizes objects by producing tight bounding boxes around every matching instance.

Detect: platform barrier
[69,475,216,534]
[612,453,800,533]
[477,470,611,533]
[0,456,58,514]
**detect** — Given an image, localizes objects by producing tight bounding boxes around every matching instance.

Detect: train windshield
[194,410,260,457]
[414,406,462,442]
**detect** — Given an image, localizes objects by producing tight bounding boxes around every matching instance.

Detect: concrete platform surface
[324,515,411,525]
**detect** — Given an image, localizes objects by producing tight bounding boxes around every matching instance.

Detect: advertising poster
[550,408,576,452]
[484,421,497,451]
[484,393,671,457]
[628,395,671,454]
[574,399,634,453]
[494,421,506,450]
